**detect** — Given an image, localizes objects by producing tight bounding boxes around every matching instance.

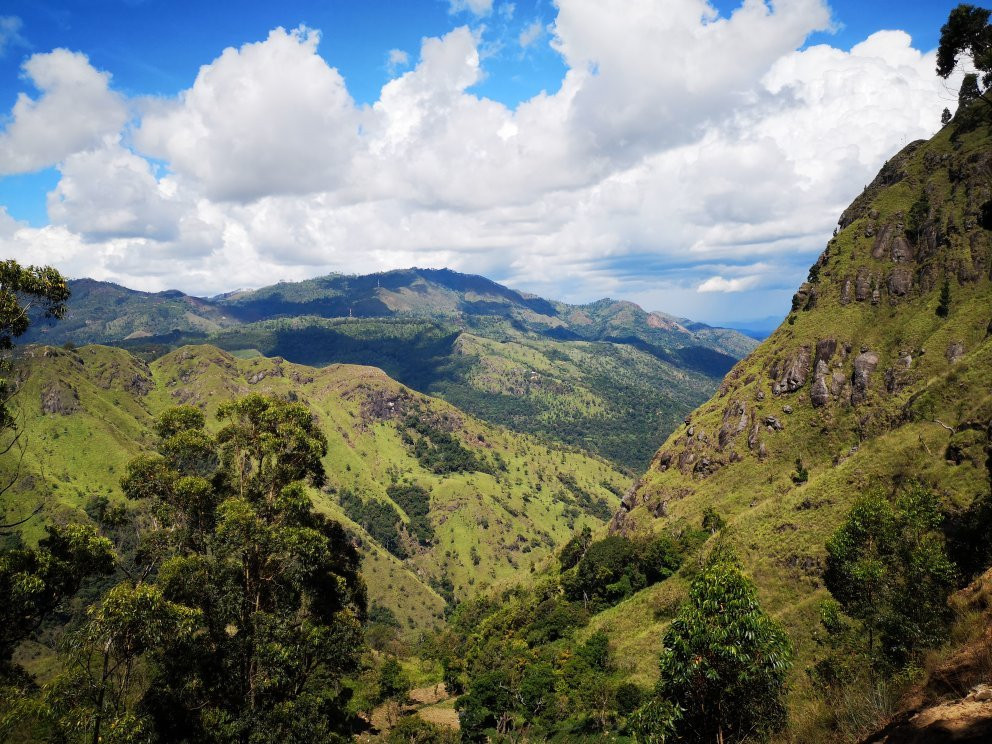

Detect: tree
[0,263,118,739]
[46,582,198,744]
[455,668,514,742]
[937,278,952,317]
[655,551,793,743]
[937,4,992,91]
[558,525,592,570]
[125,395,367,743]
[0,260,71,508]
[823,483,957,668]
[942,107,953,125]
[701,507,726,534]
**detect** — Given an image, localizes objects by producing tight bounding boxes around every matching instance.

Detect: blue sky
[0,0,971,323]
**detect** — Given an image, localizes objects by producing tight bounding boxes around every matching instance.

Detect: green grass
[576,113,992,733]
[4,343,630,634]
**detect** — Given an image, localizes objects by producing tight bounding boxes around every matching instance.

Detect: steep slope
[590,113,992,707]
[3,344,628,630]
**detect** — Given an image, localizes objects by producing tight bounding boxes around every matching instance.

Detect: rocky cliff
[600,105,992,706]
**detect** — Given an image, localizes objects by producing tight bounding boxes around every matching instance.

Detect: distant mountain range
[23,269,759,470]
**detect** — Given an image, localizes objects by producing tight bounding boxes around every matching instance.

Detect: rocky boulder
[41,382,80,415]
[771,346,811,395]
[888,266,913,297]
[851,351,879,405]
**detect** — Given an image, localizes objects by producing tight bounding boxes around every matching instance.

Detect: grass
[4,343,630,635]
[541,109,992,735]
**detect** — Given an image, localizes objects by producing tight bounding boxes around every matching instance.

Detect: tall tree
[1,260,70,507]
[823,483,957,668]
[654,551,792,744]
[126,395,367,743]
[0,262,118,739]
[937,4,992,98]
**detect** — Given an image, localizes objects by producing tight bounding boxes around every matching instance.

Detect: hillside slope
[26,268,756,364]
[3,344,628,630]
[589,110,992,714]
[23,270,755,470]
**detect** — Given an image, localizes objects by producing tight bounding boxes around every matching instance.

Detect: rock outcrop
[851,351,879,405]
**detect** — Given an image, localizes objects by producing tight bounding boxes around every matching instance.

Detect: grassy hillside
[22,269,757,470]
[558,109,992,727]
[2,343,629,632]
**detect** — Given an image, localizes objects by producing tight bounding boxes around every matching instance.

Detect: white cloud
[134,26,359,202]
[387,48,410,73]
[449,0,493,17]
[3,0,966,321]
[47,142,185,241]
[519,20,544,48]
[0,15,26,56]
[697,275,762,293]
[0,49,127,175]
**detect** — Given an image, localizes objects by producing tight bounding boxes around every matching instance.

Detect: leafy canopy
[654,551,792,743]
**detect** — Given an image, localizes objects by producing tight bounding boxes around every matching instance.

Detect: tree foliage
[122,395,367,743]
[654,551,792,743]
[937,4,992,88]
[823,483,957,668]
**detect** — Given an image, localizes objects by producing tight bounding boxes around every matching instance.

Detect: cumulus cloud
[134,26,359,202]
[0,49,128,174]
[3,0,965,321]
[47,142,185,241]
[697,275,762,293]
[449,0,493,17]
[386,48,410,73]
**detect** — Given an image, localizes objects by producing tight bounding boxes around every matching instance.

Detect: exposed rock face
[851,351,879,405]
[946,342,966,364]
[872,223,898,259]
[124,374,153,396]
[840,277,853,305]
[772,346,811,395]
[791,283,815,312]
[718,400,749,451]
[747,416,760,451]
[855,268,872,301]
[811,376,830,407]
[891,235,914,262]
[812,337,839,407]
[41,382,80,415]
[888,266,913,297]
[815,339,837,366]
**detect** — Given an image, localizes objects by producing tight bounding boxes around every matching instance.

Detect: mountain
[588,110,992,724]
[25,268,756,364]
[5,343,629,630]
[22,270,759,470]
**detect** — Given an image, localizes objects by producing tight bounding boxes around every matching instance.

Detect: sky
[0,0,971,324]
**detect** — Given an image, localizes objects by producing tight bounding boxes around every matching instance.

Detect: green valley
[23,270,758,471]
[5,343,628,631]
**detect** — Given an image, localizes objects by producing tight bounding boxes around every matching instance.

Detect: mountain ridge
[21,269,759,470]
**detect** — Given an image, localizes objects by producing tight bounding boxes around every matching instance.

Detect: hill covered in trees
[21,270,757,470]
[5,343,627,632]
